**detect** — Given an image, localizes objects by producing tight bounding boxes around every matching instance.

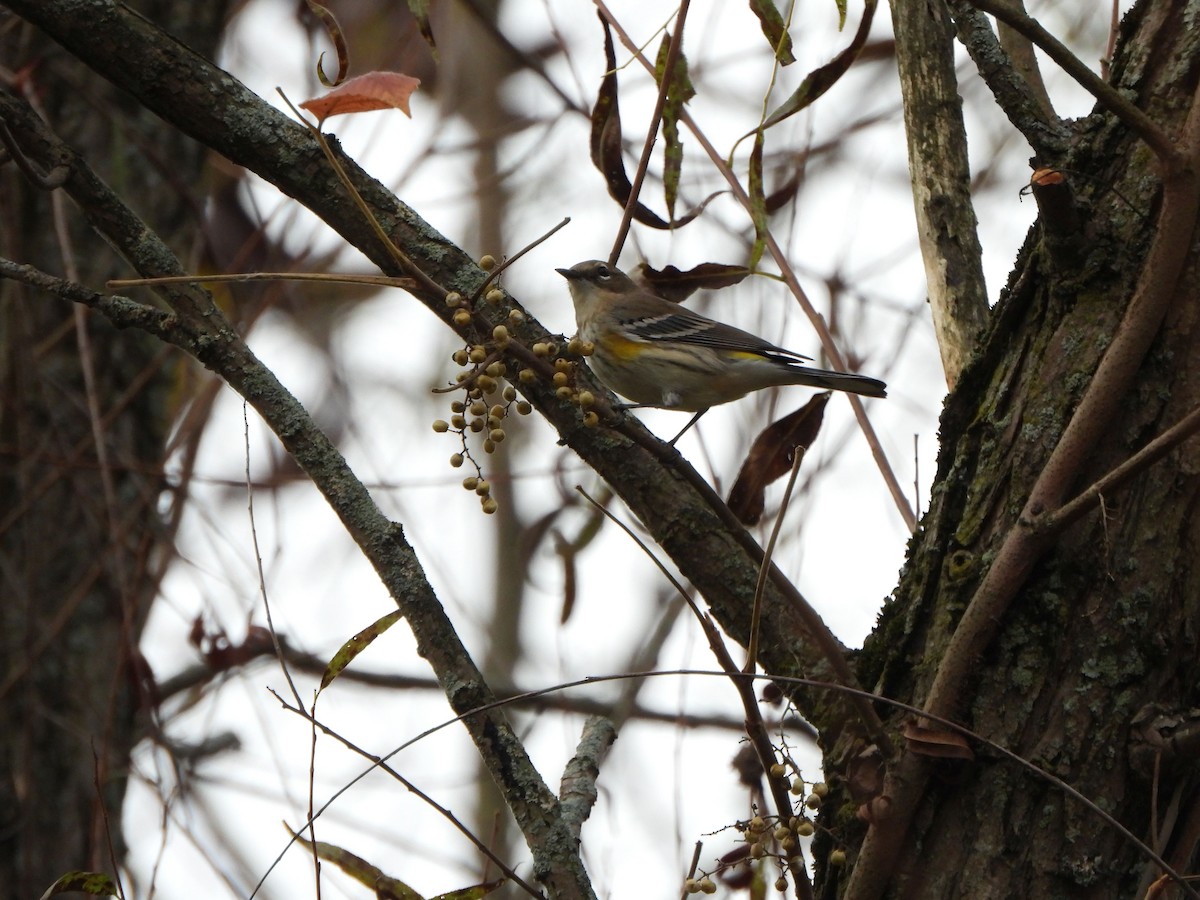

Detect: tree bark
[834,2,1200,896]
[0,2,227,893]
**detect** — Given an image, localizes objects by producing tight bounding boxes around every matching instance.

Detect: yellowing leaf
[321,609,404,690]
[300,72,421,121]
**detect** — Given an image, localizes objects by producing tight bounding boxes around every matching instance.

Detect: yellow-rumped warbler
[557,260,886,437]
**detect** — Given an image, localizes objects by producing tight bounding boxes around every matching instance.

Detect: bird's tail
[788,365,887,398]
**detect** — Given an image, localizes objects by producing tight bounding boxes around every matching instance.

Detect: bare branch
[890,0,990,388]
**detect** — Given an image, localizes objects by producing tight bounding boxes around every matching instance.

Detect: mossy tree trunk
[835,3,1200,896]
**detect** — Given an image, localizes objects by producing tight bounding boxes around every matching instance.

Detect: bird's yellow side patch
[599,332,645,360]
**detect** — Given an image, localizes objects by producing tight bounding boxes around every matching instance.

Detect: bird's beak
[555,267,577,280]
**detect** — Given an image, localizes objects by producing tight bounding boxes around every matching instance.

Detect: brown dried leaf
[902,721,975,760]
[589,17,714,230]
[590,17,669,229]
[304,0,349,86]
[300,71,421,121]
[846,744,885,803]
[631,262,751,303]
[727,393,830,525]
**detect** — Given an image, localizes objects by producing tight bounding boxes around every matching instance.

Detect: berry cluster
[688,776,842,895]
[431,263,601,513]
[431,335,532,515]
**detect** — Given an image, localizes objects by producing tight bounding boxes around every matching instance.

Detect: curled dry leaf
[902,720,975,760]
[728,393,830,525]
[303,0,348,86]
[589,16,718,230]
[846,742,885,804]
[300,71,421,121]
[630,261,751,304]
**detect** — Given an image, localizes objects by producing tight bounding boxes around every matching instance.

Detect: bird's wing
[617,305,811,362]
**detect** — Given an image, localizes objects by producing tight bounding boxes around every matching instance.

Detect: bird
[556,260,886,441]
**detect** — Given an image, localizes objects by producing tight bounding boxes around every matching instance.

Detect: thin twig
[474,216,572,301]
[107,271,418,290]
[700,623,814,900]
[277,89,450,300]
[745,449,805,674]
[257,689,543,899]
[1037,403,1200,537]
[574,486,705,620]
[1102,0,1119,81]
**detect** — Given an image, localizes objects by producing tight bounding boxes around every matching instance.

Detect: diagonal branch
[945,0,1069,158]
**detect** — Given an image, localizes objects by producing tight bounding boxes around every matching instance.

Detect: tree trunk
[835,3,1200,896]
[0,3,227,893]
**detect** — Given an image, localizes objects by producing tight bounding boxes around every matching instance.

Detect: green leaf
[293,830,505,900]
[747,131,768,268]
[655,33,695,219]
[587,16,715,230]
[748,0,796,65]
[758,0,877,131]
[39,871,119,900]
[321,609,403,690]
[295,832,424,898]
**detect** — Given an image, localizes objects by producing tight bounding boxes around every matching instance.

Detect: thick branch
[993,0,1054,119]
[889,0,991,389]
[945,0,1069,158]
[966,0,1183,167]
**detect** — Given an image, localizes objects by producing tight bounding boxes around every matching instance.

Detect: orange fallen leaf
[300,71,421,121]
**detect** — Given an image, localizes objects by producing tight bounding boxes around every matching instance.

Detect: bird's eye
[595,264,610,279]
